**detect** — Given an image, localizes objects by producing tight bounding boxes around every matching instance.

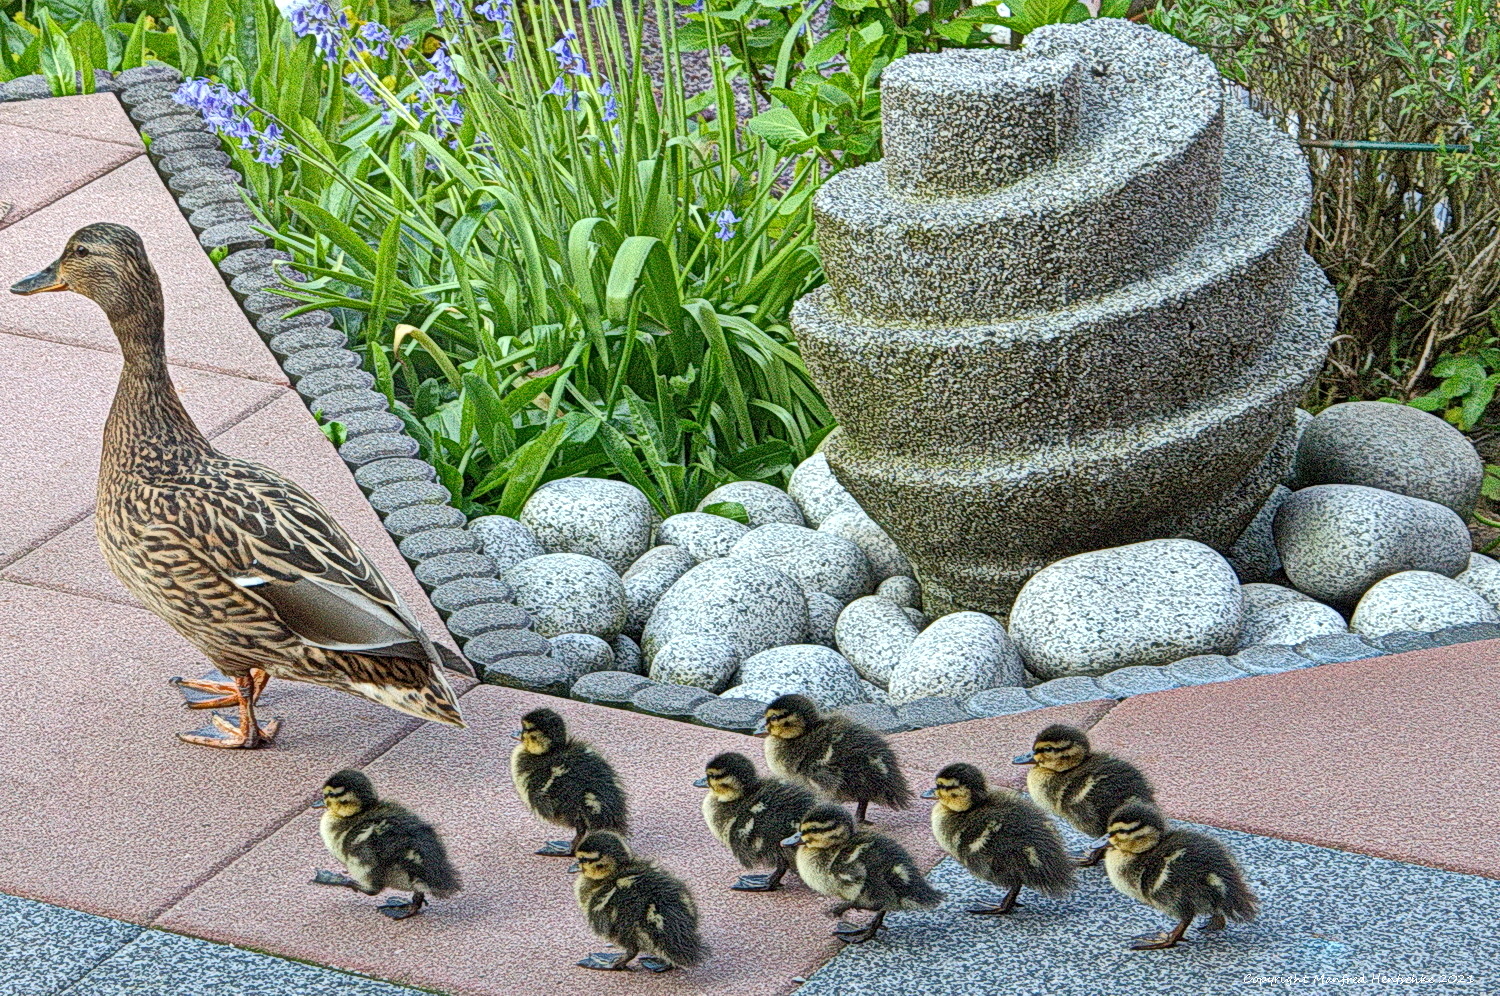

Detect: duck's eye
[74,246,89,258]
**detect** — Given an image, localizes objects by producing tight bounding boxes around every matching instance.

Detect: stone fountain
[791,19,1338,616]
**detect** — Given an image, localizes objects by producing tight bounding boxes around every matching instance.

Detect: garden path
[0,93,1497,996]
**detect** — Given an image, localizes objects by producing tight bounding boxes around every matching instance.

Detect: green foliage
[968,0,1130,41]
[1404,345,1500,432]
[2,0,242,82]
[1155,0,1500,413]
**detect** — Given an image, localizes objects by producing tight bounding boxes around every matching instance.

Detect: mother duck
[11,223,468,748]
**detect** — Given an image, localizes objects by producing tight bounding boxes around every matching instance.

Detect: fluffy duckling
[511,707,628,856]
[1099,802,1259,950]
[1013,723,1156,866]
[695,751,816,892]
[783,803,943,944]
[924,762,1075,915]
[759,694,911,823]
[310,769,461,919]
[569,831,706,972]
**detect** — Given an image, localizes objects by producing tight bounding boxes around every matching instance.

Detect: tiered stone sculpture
[792,19,1337,616]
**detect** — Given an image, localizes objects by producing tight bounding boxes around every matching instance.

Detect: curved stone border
[8,68,1498,734]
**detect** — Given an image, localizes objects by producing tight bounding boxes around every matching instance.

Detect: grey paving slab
[0,893,139,996]
[65,928,428,996]
[796,822,1500,996]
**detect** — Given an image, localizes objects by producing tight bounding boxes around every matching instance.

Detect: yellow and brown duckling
[925,762,1076,915]
[1013,723,1157,866]
[11,224,469,749]
[696,750,817,892]
[310,769,461,919]
[782,803,943,944]
[759,694,912,823]
[510,707,629,856]
[569,831,706,973]
[1099,802,1259,950]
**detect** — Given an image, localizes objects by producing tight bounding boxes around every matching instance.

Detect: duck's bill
[692,777,708,788]
[1012,753,1036,765]
[10,263,66,295]
[1090,836,1111,850]
[509,730,523,740]
[919,787,937,799]
[310,797,327,809]
[780,833,803,846]
[566,861,581,873]
[752,721,769,735]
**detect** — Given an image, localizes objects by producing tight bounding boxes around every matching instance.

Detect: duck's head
[317,769,377,818]
[923,762,987,812]
[1014,723,1090,772]
[569,831,630,880]
[782,803,853,849]
[512,707,566,755]
[695,751,759,801]
[10,223,161,324]
[758,694,818,740]
[1100,802,1166,855]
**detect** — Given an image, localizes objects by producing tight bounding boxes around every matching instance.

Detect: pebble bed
[9,70,1499,733]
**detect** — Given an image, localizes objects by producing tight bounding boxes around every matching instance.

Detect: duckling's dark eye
[73,246,89,258]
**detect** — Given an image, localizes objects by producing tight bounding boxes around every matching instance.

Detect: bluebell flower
[503,43,517,61]
[432,0,467,27]
[602,94,618,121]
[343,71,382,107]
[421,46,463,94]
[599,80,613,96]
[710,208,739,240]
[355,22,391,57]
[589,0,607,8]
[224,114,258,149]
[564,90,582,112]
[284,0,344,61]
[396,34,413,49]
[475,0,512,21]
[546,75,568,97]
[687,0,705,11]
[255,122,286,166]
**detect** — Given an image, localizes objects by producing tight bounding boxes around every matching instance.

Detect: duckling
[759,694,911,823]
[923,762,1075,915]
[11,224,470,750]
[569,831,706,972]
[1013,723,1156,866]
[309,769,461,919]
[695,751,816,892]
[1099,802,1259,950]
[510,707,628,856]
[782,803,943,944]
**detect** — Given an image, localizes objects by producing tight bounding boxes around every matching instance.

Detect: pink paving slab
[0,155,286,384]
[158,685,954,996]
[0,93,145,148]
[4,390,448,645]
[1086,645,1500,879]
[0,331,281,565]
[0,122,141,232]
[0,579,428,923]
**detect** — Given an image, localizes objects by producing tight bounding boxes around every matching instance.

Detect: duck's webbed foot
[637,957,674,973]
[1129,918,1192,950]
[171,668,269,710]
[578,948,637,971]
[379,892,426,920]
[310,869,361,889]
[177,673,280,749]
[832,910,887,944]
[823,901,857,919]
[967,883,1023,915]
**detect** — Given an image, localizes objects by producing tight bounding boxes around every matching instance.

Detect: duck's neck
[102,305,212,472]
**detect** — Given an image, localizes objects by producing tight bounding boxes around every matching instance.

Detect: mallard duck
[310,769,461,919]
[759,694,912,823]
[1013,723,1156,866]
[695,750,816,892]
[569,830,706,972]
[924,762,1075,915]
[511,707,629,856]
[782,803,943,944]
[1099,802,1259,949]
[10,224,469,749]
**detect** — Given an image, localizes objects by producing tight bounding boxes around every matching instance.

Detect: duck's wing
[146,456,472,677]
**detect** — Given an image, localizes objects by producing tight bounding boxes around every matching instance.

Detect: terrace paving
[0,86,1497,996]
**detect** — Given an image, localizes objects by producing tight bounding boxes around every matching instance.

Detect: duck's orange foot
[178,711,282,749]
[171,668,270,710]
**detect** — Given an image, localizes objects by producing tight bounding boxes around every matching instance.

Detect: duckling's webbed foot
[824,901,858,919]
[637,957,674,973]
[171,668,269,710]
[967,884,1023,915]
[732,874,777,891]
[1199,913,1227,932]
[833,911,887,944]
[1075,844,1108,867]
[378,892,426,920]
[577,949,637,971]
[1129,918,1192,950]
[310,869,360,889]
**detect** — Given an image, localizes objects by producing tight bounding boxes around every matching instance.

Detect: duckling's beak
[781,832,803,847]
[566,861,581,874]
[10,260,67,295]
[1090,836,1111,850]
[920,787,937,799]
[692,777,709,788]
[1012,752,1036,765]
[753,720,769,735]
[510,730,523,741]
[310,797,326,809]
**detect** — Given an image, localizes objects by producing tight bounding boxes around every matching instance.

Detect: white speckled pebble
[621,544,697,638]
[1236,597,1346,649]
[657,512,750,562]
[818,509,913,582]
[1456,552,1500,610]
[503,553,626,639]
[806,592,843,648]
[697,480,805,527]
[835,595,921,688]
[519,477,655,573]
[1350,570,1500,640]
[876,575,922,609]
[643,557,808,663]
[737,644,866,708]
[787,452,863,527]
[549,633,615,681]
[467,515,545,573]
[730,522,872,602]
[888,611,1024,704]
[648,634,740,692]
